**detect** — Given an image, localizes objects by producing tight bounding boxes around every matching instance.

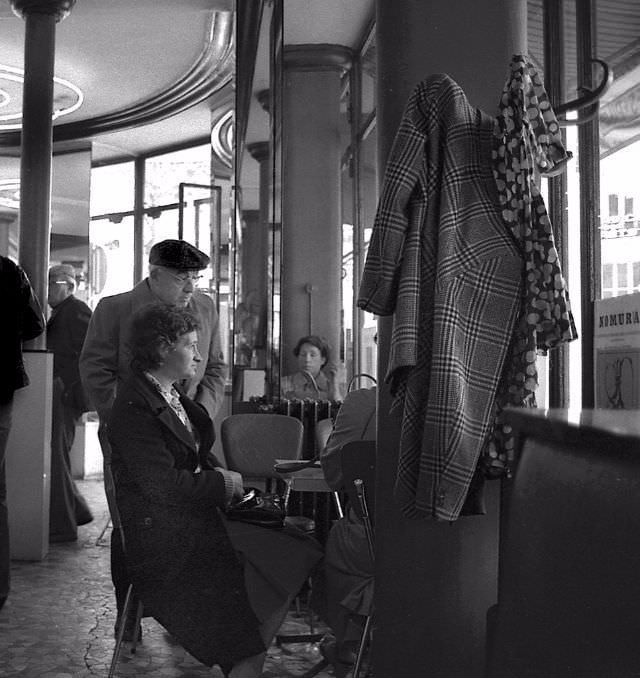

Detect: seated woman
[318,385,376,676]
[107,304,322,678]
[281,334,344,401]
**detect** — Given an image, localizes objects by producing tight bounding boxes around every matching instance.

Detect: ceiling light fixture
[0,63,84,130]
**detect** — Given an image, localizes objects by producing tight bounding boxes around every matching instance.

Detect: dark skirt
[222,515,323,622]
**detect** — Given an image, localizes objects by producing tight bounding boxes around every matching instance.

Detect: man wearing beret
[79,238,226,638]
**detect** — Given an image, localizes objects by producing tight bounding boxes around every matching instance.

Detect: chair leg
[109,583,135,677]
[352,613,373,678]
[95,516,112,545]
[130,599,144,654]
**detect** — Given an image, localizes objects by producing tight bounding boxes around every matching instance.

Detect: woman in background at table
[281,334,344,401]
[108,304,322,678]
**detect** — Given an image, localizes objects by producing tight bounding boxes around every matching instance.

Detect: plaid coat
[358,74,523,521]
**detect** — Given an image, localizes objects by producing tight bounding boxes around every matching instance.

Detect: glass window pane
[602,263,613,290]
[88,215,135,307]
[609,193,619,217]
[358,124,378,380]
[601,143,640,300]
[597,2,640,301]
[144,144,212,206]
[625,196,634,216]
[90,162,134,215]
[633,261,640,290]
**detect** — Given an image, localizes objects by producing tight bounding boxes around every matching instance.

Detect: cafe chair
[221,413,316,533]
[221,412,305,499]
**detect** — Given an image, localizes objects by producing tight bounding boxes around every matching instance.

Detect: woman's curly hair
[128,304,199,372]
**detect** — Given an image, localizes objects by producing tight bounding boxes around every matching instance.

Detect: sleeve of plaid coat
[357,86,430,316]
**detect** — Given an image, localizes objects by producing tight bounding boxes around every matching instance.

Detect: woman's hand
[324,362,345,401]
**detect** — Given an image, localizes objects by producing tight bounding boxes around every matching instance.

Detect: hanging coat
[358,74,524,521]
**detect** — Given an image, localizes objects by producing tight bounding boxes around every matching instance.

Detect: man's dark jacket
[46,294,92,412]
[0,256,45,403]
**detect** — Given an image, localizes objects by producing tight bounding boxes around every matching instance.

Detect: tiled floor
[0,478,335,677]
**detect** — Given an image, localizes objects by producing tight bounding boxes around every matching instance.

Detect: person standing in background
[79,238,226,639]
[0,255,45,612]
[47,264,93,543]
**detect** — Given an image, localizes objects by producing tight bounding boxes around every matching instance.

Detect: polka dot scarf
[485,55,578,477]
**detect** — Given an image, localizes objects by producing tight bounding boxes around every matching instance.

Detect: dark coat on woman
[107,372,264,670]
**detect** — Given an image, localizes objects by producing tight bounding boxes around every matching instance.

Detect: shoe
[114,618,143,643]
[76,511,94,526]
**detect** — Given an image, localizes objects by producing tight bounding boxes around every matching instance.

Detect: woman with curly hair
[108,304,321,677]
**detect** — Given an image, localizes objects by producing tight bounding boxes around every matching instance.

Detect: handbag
[226,488,286,529]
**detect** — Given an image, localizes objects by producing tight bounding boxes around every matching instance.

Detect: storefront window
[90,162,134,215]
[554,1,640,407]
[357,123,378,380]
[600,142,640,298]
[342,157,355,377]
[144,144,211,207]
[88,215,135,307]
[88,162,135,306]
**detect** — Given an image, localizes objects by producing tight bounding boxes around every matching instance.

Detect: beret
[148,239,210,270]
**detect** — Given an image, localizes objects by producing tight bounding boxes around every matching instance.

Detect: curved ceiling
[0,0,374,226]
[0,0,234,163]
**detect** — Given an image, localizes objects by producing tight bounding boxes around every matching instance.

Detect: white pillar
[6,351,53,560]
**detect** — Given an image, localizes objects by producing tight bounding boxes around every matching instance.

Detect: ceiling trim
[284,44,354,72]
[0,10,234,148]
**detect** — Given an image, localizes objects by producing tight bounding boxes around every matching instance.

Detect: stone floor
[0,478,335,677]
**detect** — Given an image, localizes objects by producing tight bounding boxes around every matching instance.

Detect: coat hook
[556,58,613,126]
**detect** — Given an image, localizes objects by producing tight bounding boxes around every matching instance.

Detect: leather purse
[226,488,286,529]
